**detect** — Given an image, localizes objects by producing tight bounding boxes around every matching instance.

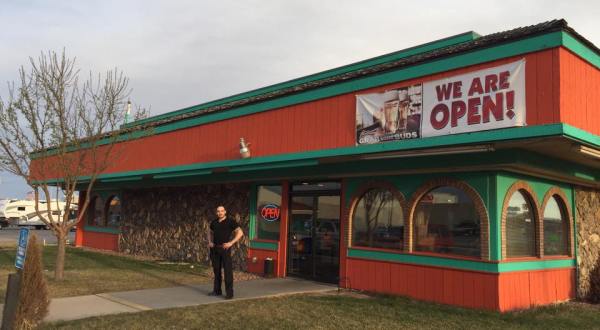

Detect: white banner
[421,59,526,137]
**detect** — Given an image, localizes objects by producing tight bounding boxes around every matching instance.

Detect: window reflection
[543,195,568,256]
[506,190,536,257]
[352,188,404,250]
[413,186,481,257]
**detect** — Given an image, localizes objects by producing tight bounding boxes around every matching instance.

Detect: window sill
[349,246,486,262]
[502,256,574,262]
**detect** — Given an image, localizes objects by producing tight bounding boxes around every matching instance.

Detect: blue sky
[0,0,598,198]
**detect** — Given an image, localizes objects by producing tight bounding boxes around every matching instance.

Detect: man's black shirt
[210,217,240,245]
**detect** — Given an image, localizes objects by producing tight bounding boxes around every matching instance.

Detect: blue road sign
[15,228,29,269]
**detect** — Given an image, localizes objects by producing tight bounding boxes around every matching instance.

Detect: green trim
[347,248,574,273]
[249,240,278,251]
[83,226,121,234]
[153,170,212,179]
[126,32,479,128]
[497,259,576,272]
[100,176,143,183]
[41,123,600,185]
[249,184,257,240]
[562,32,600,69]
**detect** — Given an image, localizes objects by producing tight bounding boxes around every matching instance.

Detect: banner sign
[356,59,526,144]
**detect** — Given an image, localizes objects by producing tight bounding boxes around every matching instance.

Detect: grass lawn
[42,292,600,330]
[0,244,212,303]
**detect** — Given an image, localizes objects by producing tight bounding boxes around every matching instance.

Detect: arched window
[87,196,104,226]
[505,190,536,257]
[105,196,121,228]
[351,187,404,250]
[413,186,481,257]
[543,195,569,256]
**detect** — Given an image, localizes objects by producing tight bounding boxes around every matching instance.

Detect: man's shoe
[225,294,234,300]
[208,291,222,296]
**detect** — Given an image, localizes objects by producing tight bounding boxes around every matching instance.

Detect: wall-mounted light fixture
[240,138,251,159]
[573,145,600,160]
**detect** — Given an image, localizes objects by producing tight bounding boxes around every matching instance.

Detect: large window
[413,186,481,257]
[352,188,404,250]
[256,185,282,240]
[505,190,536,258]
[87,196,104,226]
[105,196,122,228]
[543,195,569,256]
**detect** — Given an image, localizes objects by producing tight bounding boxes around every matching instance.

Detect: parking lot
[0,226,76,245]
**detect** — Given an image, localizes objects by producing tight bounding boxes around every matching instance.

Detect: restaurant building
[35,19,600,311]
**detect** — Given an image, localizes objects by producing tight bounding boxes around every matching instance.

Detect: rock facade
[575,187,600,302]
[119,184,250,270]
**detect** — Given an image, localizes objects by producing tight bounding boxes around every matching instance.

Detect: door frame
[286,182,341,283]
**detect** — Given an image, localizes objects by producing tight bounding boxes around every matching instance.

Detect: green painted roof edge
[125,31,480,128]
[562,31,600,69]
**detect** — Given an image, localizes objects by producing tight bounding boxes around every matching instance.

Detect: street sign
[15,228,29,269]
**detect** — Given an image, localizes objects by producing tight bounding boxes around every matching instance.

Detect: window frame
[104,195,122,228]
[501,181,541,260]
[408,179,489,260]
[348,181,407,252]
[87,195,104,226]
[540,187,573,257]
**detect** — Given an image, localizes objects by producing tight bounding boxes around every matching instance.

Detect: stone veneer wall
[575,187,600,302]
[119,183,250,270]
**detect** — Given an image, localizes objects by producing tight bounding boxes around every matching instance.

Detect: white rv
[0,199,77,230]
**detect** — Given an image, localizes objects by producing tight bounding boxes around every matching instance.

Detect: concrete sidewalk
[44,278,335,323]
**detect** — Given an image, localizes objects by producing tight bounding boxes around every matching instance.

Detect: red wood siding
[32,49,564,180]
[498,268,575,311]
[247,248,278,275]
[346,258,499,310]
[81,231,119,251]
[559,47,600,135]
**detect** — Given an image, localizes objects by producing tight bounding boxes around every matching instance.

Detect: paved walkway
[44,278,335,323]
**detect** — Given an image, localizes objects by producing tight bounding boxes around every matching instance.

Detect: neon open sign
[260,204,280,222]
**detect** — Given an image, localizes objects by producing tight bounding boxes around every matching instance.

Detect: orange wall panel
[346,258,499,310]
[32,49,565,180]
[559,47,600,135]
[498,268,575,311]
[81,231,119,251]
[247,248,278,275]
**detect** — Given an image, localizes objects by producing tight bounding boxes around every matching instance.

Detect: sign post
[15,228,30,269]
[2,228,30,330]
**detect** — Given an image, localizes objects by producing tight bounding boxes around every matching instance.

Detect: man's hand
[208,242,214,248]
[222,241,233,249]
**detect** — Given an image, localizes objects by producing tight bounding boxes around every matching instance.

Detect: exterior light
[359,144,495,160]
[240,138,251,159]
[573,145,600,160]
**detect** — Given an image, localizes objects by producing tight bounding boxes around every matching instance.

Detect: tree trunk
[55,231,66,281]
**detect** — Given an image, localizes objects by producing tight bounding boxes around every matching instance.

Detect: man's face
[216,207,226,219]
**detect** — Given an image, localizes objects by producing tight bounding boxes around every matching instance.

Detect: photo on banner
[355,84,422,145]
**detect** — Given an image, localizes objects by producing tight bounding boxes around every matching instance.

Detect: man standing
[207,205,244,299]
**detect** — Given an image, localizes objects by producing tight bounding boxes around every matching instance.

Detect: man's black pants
[210,247,233,296]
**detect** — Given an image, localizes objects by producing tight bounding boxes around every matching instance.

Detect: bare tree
[0,50,146,280]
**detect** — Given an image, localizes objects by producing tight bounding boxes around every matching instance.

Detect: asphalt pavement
[0,227,75,245]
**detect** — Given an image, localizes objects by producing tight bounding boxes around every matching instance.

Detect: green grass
[0,245,211,302]
[42,293,600,330]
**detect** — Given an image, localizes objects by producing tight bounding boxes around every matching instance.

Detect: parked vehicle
[0,199,77,230]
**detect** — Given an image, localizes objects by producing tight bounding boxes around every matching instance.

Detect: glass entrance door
[288,192,340,284]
